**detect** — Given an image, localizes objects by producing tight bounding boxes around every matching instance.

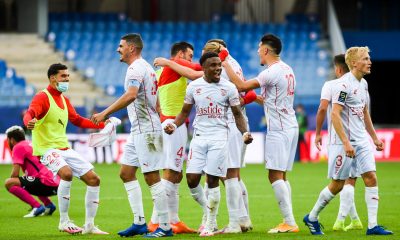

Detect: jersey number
[286,74,295,96]
[177,147,184,158]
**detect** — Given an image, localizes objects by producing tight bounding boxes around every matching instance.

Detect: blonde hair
[345,46,370,70]
[203,42,221,53]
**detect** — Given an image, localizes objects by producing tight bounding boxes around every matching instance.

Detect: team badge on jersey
[220,89,227,96]
[338,91,347,103]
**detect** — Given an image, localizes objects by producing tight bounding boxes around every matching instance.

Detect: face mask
[56,82,69,92]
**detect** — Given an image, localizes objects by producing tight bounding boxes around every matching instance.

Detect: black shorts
[19,176,58,196]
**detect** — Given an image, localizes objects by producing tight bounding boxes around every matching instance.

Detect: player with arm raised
[223,34,299,234]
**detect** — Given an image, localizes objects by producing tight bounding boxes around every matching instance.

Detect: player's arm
[254,95,264,105]
[164,103,193,134]
[315,99,329,151]
[10,164,21,178]
[66,97,105,129]
[363,105,384,151]
[91,86,139,125]
[154,58,203,80]
[331,103,355,157]
[231,105,253,144]
[222,61,259,92]
[240,90,257,106]
[24,93,48,130]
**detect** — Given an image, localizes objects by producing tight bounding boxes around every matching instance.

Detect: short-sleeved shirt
[184,77,240,140]
[125,58,162,134]
[330,72,370,145]
[256,60,298,131]
[320,79,336,142]
[220,55,248,124]
[12,140,59,187]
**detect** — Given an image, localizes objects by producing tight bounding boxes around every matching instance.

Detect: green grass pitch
[0,162,398,239]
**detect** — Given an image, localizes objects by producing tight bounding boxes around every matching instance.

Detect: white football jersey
[124,58,162,134]
[330,72,370,145]
[220,55,248,124]
[184,77,240,140]
[256,60,298,131]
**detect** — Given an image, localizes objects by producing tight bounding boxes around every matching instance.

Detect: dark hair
[260,34,282,55]
[47,63,67,79]
[121,33,143,50]
[334,54,349,73]
[170,41,194,57]
[5,126,25,142]
[199,52,219,66]
[206,39,227,48]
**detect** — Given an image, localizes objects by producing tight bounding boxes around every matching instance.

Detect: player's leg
[41,149,82,234]
[60,148,106,235]
[139,132,173,238]
[266,129,298,233]
[304,144,351,235]
[217,168,242,234]
[200,139,228,237]
[159,120,195,234]
[333,176,362,231]
[118,134,148,237]
[5,177,45,217]
[357,145,392,235]
[343,177,363,230]
[218,123,244,234]
[186,137,208,231]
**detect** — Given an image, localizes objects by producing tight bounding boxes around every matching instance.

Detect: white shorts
[186,137,228,177]
[227,122,246,168]
[161,119,188,172]
[41,148,93,178]
[121,132,164,173]
[264,128,298,171]
[328,143,375,180]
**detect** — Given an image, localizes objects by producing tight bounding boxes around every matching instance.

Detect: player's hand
[27,118,37,130]
[218,49,229,62]
[153,57,169,67]
[91,112,106,125]
[243,132,253,144]
[373,139,384,151]
[315,134,322,151]
[239,97,245,106]
[344,141,355,158]
[164,123,176,135]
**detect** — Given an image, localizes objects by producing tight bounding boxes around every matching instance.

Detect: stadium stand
[47,13,331,101]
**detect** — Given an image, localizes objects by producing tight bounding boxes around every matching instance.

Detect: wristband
[171,123,178,129]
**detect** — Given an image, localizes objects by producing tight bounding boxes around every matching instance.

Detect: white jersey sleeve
[184,83,195,105]
[228,84,240,106]
[320,81,334,101]
[331,80,350,106]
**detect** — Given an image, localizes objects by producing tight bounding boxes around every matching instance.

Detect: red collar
[47,85,62,96]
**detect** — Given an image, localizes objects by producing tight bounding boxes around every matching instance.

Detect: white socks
[190,184,207,217]
[365,186,379,229]
[225,178,240,226]
[271,179,296,226]
[309,186,335,222]
[58,179,71,223]
[238,179,250,219]
[163,180,180,224]
[337,184,355,221]
[150,181,170,231]
[85,186,99,225]
[124,180,145,225]
[206,186,220,230]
